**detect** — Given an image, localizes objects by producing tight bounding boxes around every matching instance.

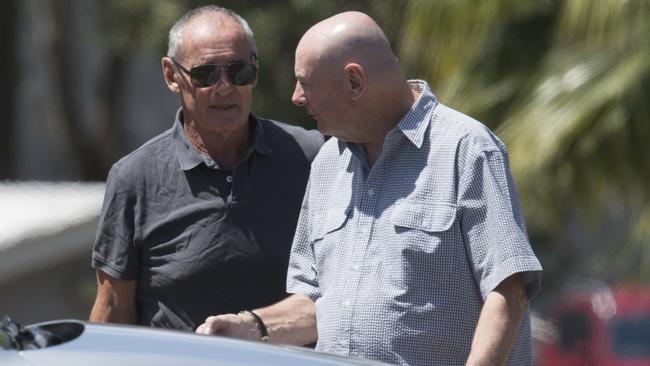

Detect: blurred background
[0,0,648,364]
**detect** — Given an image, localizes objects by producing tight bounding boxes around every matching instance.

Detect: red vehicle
[537,284,650,366]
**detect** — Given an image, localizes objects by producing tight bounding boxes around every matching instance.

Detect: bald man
[197,11,542,366]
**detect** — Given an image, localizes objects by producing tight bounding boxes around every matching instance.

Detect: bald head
[292,12,414,147]
[297,11,398,77]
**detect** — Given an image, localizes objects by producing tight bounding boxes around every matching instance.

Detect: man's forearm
[197,293,317,345]
[89,269,137,324]
[465,273,528,366]
[89,300,137,324]
[254,293,317,345]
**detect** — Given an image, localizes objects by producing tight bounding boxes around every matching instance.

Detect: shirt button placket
[339,209,370,355]
[342,180,377,355]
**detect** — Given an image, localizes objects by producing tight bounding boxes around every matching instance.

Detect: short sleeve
[91,165,140,280]
[458,137,542,300]
[286,178,321,301]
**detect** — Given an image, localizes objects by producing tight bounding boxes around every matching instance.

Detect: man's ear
[162,57,181,94]
[345,63,366,100]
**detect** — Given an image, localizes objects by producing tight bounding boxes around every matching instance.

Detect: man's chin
[206,111,247,126]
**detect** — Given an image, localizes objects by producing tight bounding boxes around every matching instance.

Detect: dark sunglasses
[171,59,258,88]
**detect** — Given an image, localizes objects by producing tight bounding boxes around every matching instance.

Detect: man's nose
[291,82,305,106]
[213,69,233,96]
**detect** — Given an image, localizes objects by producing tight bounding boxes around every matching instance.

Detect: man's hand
[196,312,261,341]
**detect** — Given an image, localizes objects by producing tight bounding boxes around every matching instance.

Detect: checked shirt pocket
[390,201,457,250]
[310,206,351,241]
[386,200,459,297]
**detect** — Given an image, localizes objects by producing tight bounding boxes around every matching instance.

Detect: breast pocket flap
[390,201,457,232]
[311,206,351,241]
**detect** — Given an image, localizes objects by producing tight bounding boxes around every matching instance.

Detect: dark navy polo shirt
[92,109,323,330]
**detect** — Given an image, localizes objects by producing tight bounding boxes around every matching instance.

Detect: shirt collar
[173,108,271,171]
[250,115,272,155]
[396,80,437,149]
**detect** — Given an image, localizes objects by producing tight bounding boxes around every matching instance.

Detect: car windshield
[610,315,650,358]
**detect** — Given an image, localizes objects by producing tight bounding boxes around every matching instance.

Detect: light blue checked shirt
[287,80,542,365]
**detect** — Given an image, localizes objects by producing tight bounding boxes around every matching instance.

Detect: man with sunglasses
[89,6,323,331]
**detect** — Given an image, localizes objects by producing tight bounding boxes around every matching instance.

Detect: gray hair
[167,6,257,61]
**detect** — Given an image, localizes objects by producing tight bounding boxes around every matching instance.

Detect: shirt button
[338,339,346,346]
[352,263,360,271]
[367,188,375,196]
[342,300,351,307]
[226,176,233,183]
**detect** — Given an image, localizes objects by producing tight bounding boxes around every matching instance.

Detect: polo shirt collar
[250,115,272,155]
[172,108,271,171]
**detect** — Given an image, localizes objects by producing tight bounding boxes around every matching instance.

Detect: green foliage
[100,0,183,55]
